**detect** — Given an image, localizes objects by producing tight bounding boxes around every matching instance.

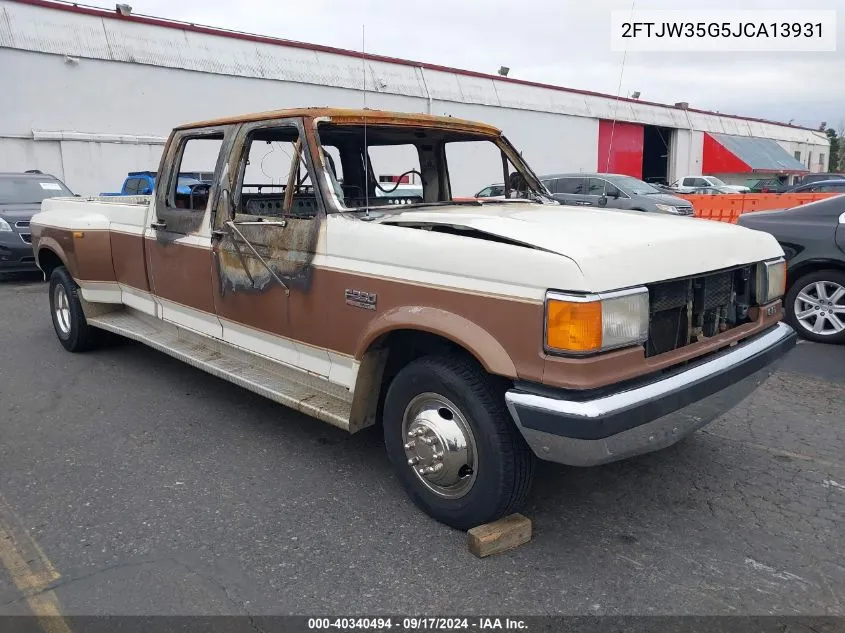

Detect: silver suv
[540,173,694,216]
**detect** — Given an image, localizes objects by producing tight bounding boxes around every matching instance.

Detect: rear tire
[49,266,99,352]
[784,270,845,344]
[383,354,535,530]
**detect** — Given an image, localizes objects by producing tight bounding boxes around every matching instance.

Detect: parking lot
[1,274,843,617]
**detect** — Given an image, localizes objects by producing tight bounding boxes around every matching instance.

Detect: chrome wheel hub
[402,393,477,499]
[794,280,845,336]
[53,284,71,336]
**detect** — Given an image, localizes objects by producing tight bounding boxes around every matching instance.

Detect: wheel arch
[36,243,70,278]
[348,308,519,432]
[786,258,845,291]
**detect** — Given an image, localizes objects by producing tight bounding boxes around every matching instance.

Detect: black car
[737,196,845,343]
[0,171,74,274]
[798,172,845,186]
[783,179,845,194]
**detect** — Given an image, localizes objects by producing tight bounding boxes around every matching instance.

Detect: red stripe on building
[702,133,752,174]
[597,121,644,178]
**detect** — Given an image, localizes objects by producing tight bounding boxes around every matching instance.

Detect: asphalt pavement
[1,275,843,618]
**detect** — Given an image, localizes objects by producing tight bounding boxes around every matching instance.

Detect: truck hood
[379,202,784,290]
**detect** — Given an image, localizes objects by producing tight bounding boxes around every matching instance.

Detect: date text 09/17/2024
[307,617,528,630]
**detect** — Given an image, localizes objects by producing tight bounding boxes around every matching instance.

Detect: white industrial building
[0,0,831,196]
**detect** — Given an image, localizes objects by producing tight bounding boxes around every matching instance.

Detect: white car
[673,176,750,193]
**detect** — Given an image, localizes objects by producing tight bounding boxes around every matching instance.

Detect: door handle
[150,220,167,230]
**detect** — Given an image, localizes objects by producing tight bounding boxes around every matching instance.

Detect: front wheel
[785,270,845,344]
[383,355,535,530]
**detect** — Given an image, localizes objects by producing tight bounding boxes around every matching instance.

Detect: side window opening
[444,140,515,199]
[169,134,223,211]
[234,125,316,222]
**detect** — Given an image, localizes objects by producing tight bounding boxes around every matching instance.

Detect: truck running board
[86,309,354,431]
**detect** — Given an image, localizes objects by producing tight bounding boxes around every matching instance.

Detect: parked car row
[474,173,694,216]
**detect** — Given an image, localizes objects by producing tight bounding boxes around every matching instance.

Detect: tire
[48,266,99,352]
[784,269,845,344]
[383,354,535,530]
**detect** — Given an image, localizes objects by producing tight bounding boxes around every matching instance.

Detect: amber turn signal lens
[546,299,603,352]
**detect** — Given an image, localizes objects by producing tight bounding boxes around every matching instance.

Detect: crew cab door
[210,118,330,378]
[145,127,229,338]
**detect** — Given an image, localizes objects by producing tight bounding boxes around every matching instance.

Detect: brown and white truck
[30,108,796,529]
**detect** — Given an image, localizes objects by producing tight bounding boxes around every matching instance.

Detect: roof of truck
[175,108,502,136]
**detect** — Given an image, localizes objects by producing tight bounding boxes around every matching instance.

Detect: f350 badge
[345,289,377,310]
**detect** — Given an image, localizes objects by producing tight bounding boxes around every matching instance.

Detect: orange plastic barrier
[676,192,840,223]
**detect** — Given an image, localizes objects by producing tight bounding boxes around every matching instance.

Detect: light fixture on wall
[498,66,510,77]
[115,3,132,16]
[630,91,641,99]
[64,55,80,65]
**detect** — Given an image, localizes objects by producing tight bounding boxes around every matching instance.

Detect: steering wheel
[188,182,212,210]
[374,170,424,193]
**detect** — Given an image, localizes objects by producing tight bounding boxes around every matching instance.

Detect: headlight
[654,204,681,215]
[0,218,12,232]
[545,288,649,354]
[755,258,786,304]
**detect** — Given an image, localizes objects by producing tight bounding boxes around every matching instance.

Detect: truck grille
[644,265,754,357]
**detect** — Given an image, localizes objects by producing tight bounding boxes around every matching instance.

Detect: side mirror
[598,195,608,207]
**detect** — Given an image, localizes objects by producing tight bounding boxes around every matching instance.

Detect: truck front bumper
[505,322,797,467]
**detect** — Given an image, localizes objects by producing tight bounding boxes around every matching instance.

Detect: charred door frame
[212,117,325,296]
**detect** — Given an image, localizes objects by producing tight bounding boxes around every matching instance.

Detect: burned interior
[645,265,757,357]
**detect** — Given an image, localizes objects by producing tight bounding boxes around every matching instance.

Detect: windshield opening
[0,177,73,204]
[314,122,554,211]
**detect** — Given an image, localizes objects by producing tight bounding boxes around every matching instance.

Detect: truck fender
[36,235,75,278]
[355,306,518,377]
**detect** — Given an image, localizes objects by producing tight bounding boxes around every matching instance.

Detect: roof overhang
[703,133,809,175]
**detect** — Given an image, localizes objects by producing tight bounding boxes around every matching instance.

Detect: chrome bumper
[505,322,797,467]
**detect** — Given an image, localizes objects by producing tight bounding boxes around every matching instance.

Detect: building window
[794,150,801,161]
[820,153,825,167]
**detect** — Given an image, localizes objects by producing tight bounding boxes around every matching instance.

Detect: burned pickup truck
[30,108,796,529]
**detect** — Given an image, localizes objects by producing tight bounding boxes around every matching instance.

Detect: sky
[116,0,843,130]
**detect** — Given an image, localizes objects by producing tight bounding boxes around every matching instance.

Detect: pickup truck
[100,171,213,197]
[30,108,797,529]
[673,176,750,193]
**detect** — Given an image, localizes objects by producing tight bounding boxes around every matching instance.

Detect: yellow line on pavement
[0,492,73,633]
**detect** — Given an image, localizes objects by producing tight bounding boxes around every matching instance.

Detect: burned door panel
[211,117,328,372]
